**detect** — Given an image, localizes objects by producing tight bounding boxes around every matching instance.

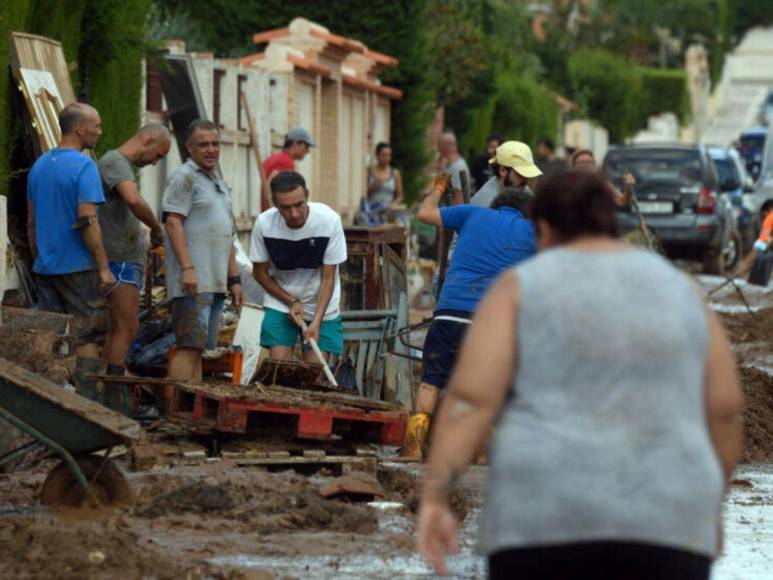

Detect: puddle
[713,464,773,579]
[0,504,44,518]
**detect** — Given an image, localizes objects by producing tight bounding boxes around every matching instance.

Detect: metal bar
[0,440,42,469]
[341,309,398,320]
[0,405,89,492]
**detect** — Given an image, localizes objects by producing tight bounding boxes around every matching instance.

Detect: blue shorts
[171,293,225,350]
[107,261,145,294]
[421,310,472,389]
[260,307,344,354]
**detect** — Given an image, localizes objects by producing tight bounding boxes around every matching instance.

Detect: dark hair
[539,138,555,152]
[375,142,391,155]
[486,132,504,144]
[761,199,773,216]
[59,103,87,135]
[571,149,595,166]
[491,186,532,215]
[283,138,298,149]
[270,170,308,197]
[532,170,619,242]
[186,119,219,143]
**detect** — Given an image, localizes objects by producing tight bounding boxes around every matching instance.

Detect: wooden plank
[0,357,140,440]
[10,32,76,103]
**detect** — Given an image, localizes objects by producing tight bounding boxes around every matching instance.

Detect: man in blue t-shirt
[404,176,537,458]
[26,103,115,358]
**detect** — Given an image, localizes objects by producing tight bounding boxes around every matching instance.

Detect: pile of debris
[719,308,773,462]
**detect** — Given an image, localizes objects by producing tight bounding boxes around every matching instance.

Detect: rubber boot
[104,363,129,415]
[402,412,430,459]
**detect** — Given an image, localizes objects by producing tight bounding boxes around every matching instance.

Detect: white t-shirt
[249,202,347,320]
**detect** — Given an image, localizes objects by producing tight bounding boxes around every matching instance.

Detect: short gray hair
[185,119,219,143]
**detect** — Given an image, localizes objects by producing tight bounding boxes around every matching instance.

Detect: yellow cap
[488,141,543,179]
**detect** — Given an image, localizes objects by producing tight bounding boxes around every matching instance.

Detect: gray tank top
[480,247,724,558]
[368,168,396,208]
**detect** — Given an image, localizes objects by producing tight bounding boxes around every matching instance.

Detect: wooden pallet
[169,382,407,445]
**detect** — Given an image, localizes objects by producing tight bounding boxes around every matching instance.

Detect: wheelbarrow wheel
[40,455,134,507]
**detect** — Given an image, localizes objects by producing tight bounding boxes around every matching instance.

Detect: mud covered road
[0,274,770,579]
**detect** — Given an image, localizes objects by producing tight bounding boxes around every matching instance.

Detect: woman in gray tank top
[367,142,404,210]
[416,171,743,579]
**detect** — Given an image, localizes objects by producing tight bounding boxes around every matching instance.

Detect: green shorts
[260,307,344,354]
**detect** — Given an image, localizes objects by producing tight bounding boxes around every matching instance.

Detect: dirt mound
[739,366,773,462]
[134,473,378,534]
[0,516,198,580]
[136,481,236,518]
[719,308,773,344]
[377,466,468,522]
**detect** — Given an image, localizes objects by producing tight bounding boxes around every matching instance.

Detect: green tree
[568,48,640,142]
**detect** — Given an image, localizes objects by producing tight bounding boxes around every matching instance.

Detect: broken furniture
[0,358,139,506]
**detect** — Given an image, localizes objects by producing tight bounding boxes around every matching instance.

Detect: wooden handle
[295,316,339,387]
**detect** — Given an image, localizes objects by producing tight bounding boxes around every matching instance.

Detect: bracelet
[288,297,300,305]
[227,275,241,287]
[181,265,195,272]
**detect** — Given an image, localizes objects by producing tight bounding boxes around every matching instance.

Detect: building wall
[139,49,395,229]
[139,56,289,240]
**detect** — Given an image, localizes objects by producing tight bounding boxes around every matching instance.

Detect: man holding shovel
[249,171,347,361]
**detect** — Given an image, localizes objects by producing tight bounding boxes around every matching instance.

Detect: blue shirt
[27,148,105,274]
[436,205,536,313]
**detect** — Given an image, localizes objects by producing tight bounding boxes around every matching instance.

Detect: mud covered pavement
[0,461,479,579]
[0,275,771,579]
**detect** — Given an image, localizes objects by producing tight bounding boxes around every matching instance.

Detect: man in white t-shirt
[249,171,347,360]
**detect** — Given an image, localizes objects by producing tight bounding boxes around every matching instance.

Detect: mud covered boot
[402,412,430,459]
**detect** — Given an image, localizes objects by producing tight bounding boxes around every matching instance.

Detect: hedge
[637,67,690,127]
[0,1,152,198]
[460,70,559,158]
[569,49,689,142]
[568,49,640,143]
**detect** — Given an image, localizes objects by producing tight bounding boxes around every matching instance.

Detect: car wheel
[723,230,742,272]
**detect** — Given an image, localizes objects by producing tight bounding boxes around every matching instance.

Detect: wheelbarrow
[0,357,140,506]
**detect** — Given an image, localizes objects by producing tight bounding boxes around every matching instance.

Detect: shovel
[293,315,338,387]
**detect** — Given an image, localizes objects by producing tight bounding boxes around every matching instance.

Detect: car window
[713,158,739,188]
[740,135,765,151]
[604,150,703,187]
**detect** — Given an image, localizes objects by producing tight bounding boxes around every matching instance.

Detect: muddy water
[210,501,485,579]
[714,464,773,579]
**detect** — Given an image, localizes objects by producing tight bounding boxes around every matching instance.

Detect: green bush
[492,73,559,150]
[0,1,33,197]
[637,67,690,127]
[457,69,559,160]
[568,49,640,142]
[0,1,152,198]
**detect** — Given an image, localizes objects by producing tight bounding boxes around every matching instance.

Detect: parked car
[603,144,739,274]
[736,127,767,181]
[754,124,773,203]
[708,146,758,255]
